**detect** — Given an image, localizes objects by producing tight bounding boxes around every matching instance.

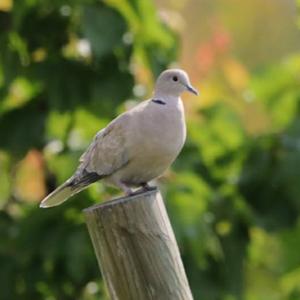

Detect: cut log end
[83,186,158,213]
[84,188,194,300]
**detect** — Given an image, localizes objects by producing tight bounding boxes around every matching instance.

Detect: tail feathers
[40,171,103,208]
[40,182,83,208]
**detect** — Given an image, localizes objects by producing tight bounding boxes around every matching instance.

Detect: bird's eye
[172,76,178,82]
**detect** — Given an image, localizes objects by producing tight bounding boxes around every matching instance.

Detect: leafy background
[1,0,300,299]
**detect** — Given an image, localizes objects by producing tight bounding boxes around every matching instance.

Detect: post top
[83,187,158,213]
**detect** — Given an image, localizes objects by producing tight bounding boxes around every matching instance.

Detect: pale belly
[108,150,178,186]
[106,129,185,186]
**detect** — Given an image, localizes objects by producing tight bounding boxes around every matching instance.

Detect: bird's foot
[125,188,138,197]
[118,181,133,196]
[131,183,156,195]
[119,182,155,197]
[141,182,152,192]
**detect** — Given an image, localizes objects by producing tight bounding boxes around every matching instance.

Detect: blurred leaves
[1,1,300,300]
[82,4,126,59]
[0,0,176,299]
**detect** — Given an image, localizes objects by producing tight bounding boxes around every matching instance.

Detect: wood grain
[84,188,194,300]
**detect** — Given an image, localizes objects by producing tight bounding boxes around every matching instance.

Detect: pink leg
[116,181,133,196]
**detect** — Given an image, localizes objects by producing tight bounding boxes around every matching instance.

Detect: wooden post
[83,187,193,300]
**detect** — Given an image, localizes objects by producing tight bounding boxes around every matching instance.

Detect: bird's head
[154,69,198,97]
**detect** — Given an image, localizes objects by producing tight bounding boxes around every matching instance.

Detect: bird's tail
[40,171,102,208]
[39,181,83,208]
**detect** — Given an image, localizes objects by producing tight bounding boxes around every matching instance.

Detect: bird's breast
[124,102,186,180]
[108,100,187,186]
[136,102,186,154]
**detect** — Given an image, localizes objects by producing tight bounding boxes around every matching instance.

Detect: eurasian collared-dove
[40,69,198,208]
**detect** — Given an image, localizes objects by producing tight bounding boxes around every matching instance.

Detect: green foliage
[1,1,300,300]
[167,55,300,299]
[0,1,176,299]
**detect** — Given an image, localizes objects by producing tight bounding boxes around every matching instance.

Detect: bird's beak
[186,84,199,96]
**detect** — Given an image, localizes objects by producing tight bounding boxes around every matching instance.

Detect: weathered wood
[83,187,194,300]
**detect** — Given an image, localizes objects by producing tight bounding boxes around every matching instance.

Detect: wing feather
[76,114,130,178]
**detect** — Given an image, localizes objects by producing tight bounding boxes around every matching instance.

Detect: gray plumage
[40,69,198,208]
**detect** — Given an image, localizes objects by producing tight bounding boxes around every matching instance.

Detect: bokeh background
[1,0,300,299]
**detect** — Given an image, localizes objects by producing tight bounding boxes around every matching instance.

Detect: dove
[40,69,198,208]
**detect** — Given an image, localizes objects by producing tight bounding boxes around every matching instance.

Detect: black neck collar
[151,99,166,105]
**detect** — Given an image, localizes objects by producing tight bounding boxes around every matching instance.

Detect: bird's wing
[40,115,130,208]
[77,114,130,177]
